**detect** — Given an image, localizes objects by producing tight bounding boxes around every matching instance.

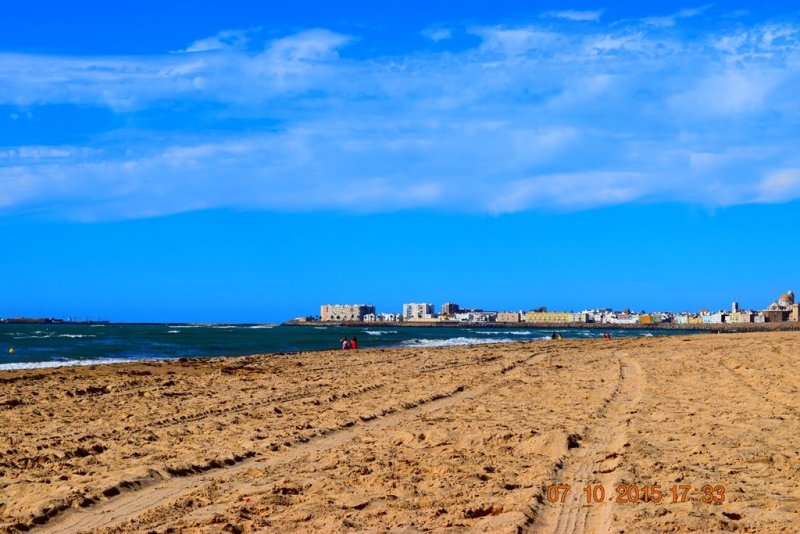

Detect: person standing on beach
[341,337,350,350]
[351,336,358,349]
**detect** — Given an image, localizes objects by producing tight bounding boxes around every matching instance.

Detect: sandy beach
[1,332,799,533]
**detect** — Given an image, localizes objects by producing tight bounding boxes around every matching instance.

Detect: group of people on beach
[550,332,562,340]
[602,332,612,339]
[340,336,358,350]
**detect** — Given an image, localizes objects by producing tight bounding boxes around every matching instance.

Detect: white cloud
[670,69,784,116]
[541,10,604,22]
[488,172,648,213]
[422,27,453,42]
[472,26,566,56]
[643,5,713,27]
[178,29,254,53]
[757,169,800,202]
[265,29,352,62]
[1,16,799,220]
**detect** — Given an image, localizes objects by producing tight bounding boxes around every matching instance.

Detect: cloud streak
[1,13,799,220]
[541,10,604,22]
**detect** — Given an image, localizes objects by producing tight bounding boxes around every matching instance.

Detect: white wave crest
[248,325,275,329]
[399,337,521,348]
[167,330,180,334]
[314,326,328,329]
[365,330,397,336]
[58,334,96,338]
[473,330,532,336]
[0,357,158,371]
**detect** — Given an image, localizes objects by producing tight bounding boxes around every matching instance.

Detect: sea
[0,323,699,371]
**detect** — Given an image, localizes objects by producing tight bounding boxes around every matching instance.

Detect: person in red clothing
[351,336,358,349]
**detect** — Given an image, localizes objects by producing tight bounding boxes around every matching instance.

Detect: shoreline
[284,319,800,332]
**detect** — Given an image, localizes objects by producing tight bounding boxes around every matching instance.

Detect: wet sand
[1,332,799,533]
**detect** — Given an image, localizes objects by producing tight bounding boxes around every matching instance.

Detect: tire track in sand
[33,352,546,534]
[532,352,644,534]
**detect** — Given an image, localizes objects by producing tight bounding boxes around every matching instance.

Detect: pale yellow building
[320,304,375,322]
[524,311,587,323]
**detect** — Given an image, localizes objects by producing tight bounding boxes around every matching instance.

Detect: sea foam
[399,337,522,348]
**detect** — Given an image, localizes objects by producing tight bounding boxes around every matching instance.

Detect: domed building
[765,289,797,322]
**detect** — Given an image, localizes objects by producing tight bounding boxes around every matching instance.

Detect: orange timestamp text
[546,484,725,504]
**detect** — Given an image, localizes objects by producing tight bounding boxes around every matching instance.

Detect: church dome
[779,291,794,305]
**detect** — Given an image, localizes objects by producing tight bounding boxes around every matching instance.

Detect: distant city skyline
[313,289,797,325]
[1,1,799,322]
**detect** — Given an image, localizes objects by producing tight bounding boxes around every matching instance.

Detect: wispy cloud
[177,29,256,53]
[1,11,799,220]
[642,4,713,27]
[758,169,800,202]
[541,10,604,22]
[422,27,453,42]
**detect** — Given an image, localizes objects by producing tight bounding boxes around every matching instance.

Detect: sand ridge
[1,333,799,532]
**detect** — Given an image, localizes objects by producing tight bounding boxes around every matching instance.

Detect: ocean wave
[0,356,160,372]
[13,334,53,339]
[472,330,532,336]
[365,330,397,336]
[248,325,275,329]
[642,333,654,337]
[58,334,96,338]
[399,337,521,348]
[167,330,180,334]
[169,325,202,328]
[314,327,328,330]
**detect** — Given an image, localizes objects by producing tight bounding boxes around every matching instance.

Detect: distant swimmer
[8,348,14,354]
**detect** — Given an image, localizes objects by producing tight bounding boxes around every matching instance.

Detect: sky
[1,0,799,322]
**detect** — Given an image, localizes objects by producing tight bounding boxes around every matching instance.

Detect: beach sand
[1,332,799,533]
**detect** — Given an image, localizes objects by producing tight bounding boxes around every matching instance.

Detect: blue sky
[1,1,799,322]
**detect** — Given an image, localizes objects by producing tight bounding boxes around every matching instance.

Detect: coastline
[283,319,800,332]
[2,332,799,532]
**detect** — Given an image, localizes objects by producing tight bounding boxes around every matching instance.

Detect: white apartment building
[363,313,403,322]
[403,303,434,320]
[453,311,497,322]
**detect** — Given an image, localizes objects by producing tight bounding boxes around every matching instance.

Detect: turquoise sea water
[0,324,700,371]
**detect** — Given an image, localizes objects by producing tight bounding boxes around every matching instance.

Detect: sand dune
[1,332,799,532]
